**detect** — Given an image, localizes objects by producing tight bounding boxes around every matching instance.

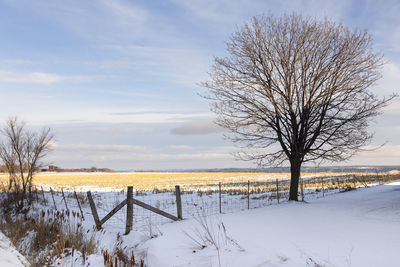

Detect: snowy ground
[141,181,400,267]
[39,177,344,233]
[0,231,29,267]
[1,179,398,266]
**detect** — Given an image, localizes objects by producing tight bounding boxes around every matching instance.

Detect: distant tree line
[50,167,115,172]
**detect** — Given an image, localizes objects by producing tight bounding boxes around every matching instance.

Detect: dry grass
[0,208,97,266]
[0,171,380,191]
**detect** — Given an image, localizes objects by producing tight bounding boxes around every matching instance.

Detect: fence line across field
[0,173,397,233]
[0,183,87,222]
[82,173,396,232]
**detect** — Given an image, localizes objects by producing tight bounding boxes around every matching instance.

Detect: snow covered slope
[0,231,29,267]
[142,181,400,267]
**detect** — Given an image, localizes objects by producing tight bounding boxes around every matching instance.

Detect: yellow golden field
[0,171,378,191]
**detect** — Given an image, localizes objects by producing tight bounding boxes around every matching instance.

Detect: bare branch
[0,117,54,210]
[202,13,395,200]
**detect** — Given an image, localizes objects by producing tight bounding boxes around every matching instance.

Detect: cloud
[0,70,63,84]
[110,110,205,116]
[85,127,126,135]
[49,142,239,169]
[170,120,224,135]
[0,59,42,65]
[346,145,400,165]
[55,151,232,162]
[0,69,104,84]
[105,111,212,124]
[53,143,148,153]
[371,60,400,115]
[101,0,148,24]
[172,0,351,27]
[2,0,399,170]
[103,44,211,85]
[1,1,208,86]
[167,145,192,150]
[382,99,400,116]
[66,75,108,83]
[141,152,231,161]
[4,0,149,42]
[16,108,213,126]
[378,62,400,93]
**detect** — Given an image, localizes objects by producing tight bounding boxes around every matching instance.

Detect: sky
[0,0,399,170]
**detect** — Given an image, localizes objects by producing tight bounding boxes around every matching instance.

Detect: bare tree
[202,13,395,200]
[0,117,54,209]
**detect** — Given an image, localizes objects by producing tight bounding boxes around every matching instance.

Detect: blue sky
[0,0,399,170]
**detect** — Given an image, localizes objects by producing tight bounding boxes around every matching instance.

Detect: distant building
[48,165,59,172]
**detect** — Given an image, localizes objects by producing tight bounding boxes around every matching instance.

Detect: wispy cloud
[172,0,351,28]
[347,145,400,165]
[1,107,213,126]
[102,44,211,85]
[50,142,239,169]
[4,0,149,43]
[0,69,106,84]
[171,120,224,135]
[110,110,205,116]
[53,143,148,153]
[167,145,192,150]
[377,62,400,94]
[0,0,399,169]
[0,59,42,65]
[0,70,63,84]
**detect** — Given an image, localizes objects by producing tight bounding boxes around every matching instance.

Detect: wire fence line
[83,173,400,232]
[0,173,398,233]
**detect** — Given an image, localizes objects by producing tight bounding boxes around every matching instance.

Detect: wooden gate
[87,186,182,235]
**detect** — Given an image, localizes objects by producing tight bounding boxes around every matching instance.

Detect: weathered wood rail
[87,185,183,234]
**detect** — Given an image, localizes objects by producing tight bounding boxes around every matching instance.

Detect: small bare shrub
[184,212,244,267]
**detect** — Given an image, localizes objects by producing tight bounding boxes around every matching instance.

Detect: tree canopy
[203,13,394,200]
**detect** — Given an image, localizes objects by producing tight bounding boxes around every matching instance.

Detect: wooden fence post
[34,186,39,202]
[87,191,101,230]
[40,186,47,204]
[276,178,280,204]
[247,180,250,209]
[125,186,133,235]
[175,185,182,220]
[219,182,222,214]
[301,178,304,202]
[74,191,85,220]
[50,187,57,210]
[61,188,69,212]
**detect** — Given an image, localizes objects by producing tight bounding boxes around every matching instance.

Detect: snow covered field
[1,179,399,266]
[35,175,354,233]
[142,181,400,266]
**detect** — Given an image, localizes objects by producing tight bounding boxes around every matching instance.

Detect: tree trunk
[289,158,301,201]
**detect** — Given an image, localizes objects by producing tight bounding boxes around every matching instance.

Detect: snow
[0,231,29,267]
[140,181,400,267]
[1,178,399,266]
